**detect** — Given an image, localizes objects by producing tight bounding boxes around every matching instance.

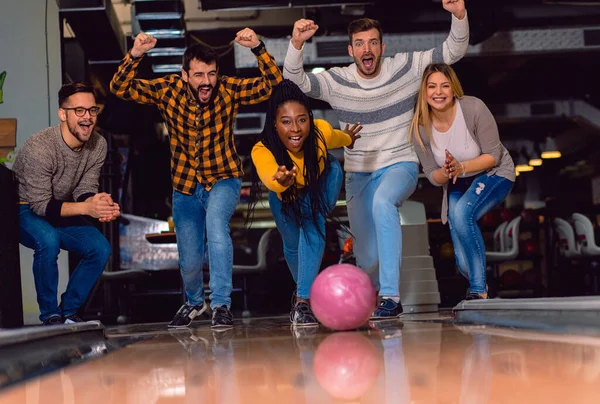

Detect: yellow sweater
[251,119,351,197]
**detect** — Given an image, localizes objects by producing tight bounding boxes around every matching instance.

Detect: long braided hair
[247,79,332,237]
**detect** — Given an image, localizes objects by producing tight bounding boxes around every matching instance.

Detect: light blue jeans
[18,205,111,321]
[345,162,419,297]
[172,178,242,309]
[448,173,514,294]
[269,156,343,299]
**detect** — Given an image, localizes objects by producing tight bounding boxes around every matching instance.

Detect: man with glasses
[13,82,121,326]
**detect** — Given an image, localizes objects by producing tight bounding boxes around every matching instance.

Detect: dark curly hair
[247,79,333,237]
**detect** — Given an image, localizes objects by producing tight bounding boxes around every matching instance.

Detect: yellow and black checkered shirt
[110,42,282,194]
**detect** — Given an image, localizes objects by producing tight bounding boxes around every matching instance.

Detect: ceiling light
[515,152,533,172]
[527,141,543,167]
[516,164,534,172]
[541,136,561,159]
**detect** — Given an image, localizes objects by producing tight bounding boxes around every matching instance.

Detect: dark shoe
[290,291,297,309]
[42,315,63,326]
[63,314,84,324]
[465,292,486,301]
[290,301,319,327]
[211,305,234,329]
[370,298,403,320]
[168,303,207,328]
[466,284,489,298]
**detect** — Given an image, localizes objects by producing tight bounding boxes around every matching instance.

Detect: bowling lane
[1,316,600,403]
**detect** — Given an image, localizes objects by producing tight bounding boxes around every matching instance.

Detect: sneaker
[290,301,319,327]
[290,291,297,309]
[63,314,85,324]
[42,315,63,326]
[370,298,403,320]
[465,292,486,301]
[211,305,234,329]
[168,303,207,328]
[466,285,489,299]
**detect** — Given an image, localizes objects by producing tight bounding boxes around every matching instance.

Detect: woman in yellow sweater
[250,79,362,326]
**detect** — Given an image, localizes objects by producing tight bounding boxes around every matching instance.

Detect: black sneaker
[465,292,486,301]
[42,315,63,326]
[63,314,84,324]
[290,301,319,327]
[168,303,207,328]
[211,305,234,329]
[466,285,489,299]
[290,291,297,309]
[370,298,403,320]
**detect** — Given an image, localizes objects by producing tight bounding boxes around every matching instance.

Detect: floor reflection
[1,317,600,403]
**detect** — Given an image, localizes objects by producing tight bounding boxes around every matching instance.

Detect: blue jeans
[172,178,241,309]
[18,204,111,322]
[345,162,419,297]
[269,157,343,299]
[448,173,514,294]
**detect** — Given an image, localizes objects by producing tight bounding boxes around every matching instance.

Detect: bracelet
[460,162,466,177]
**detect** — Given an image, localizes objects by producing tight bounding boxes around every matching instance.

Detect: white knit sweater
[283,13,470,173]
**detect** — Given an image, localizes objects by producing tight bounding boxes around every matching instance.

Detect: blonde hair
[408,63,465,150]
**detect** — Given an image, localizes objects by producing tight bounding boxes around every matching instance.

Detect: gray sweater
[415,96,515,224]
[13,125,107,219]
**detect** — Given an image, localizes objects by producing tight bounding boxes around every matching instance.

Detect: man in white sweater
[283,0,469,319]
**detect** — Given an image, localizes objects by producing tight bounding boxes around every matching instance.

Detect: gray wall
[0,1,62,144]
[0,0,68,325]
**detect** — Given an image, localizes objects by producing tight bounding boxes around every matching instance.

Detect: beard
[190,83,215,104]
[66,119,94,144]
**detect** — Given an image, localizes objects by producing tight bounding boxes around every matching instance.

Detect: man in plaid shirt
[111,27,282,329]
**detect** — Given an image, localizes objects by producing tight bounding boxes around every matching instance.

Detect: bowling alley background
[2,0,600,326]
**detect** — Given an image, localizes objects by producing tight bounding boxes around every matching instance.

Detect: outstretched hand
[442,0,466,19]
[344,122,363,149]
[272,165,297,187]
[235,27,261,49]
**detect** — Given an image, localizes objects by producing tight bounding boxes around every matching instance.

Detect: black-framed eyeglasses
[62,106,100,117]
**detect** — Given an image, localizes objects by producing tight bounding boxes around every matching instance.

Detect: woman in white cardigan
[409,63,515,300]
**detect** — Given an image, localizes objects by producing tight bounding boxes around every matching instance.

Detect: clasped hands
[444,149,465,184]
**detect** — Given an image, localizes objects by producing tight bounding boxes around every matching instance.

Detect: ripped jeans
[447,172,513,294]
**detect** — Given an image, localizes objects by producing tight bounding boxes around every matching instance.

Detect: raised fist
[131,32,157,58]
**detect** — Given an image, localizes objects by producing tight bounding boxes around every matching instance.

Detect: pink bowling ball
[310,263,376,330]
